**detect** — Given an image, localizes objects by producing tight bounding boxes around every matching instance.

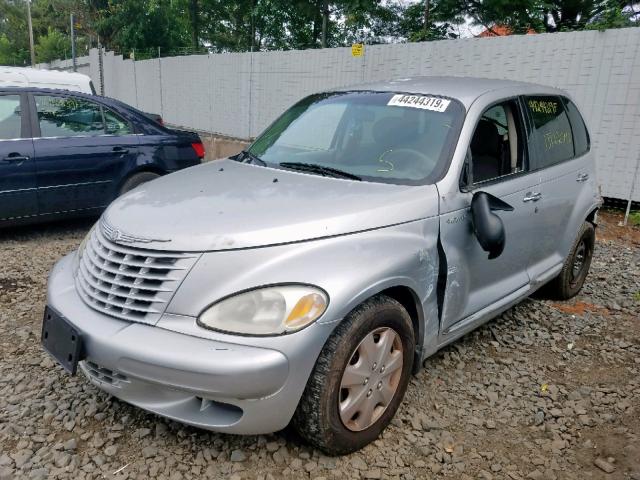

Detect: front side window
[249,91,465,185]
[525,95,574,168]
[35,95,104,138]
[467,100,526,185]
[0,95,22,140]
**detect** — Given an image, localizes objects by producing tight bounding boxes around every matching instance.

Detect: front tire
[547,221,595,300]
[292,295,415,455]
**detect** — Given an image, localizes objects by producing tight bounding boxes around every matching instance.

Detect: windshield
[248,91,464,185]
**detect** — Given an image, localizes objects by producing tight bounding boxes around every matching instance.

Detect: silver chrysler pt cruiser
[43,77,600,454]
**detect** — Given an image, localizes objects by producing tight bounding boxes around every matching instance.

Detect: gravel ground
[0,211,638,480]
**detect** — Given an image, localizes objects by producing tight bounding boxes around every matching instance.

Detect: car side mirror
[470,191,514,259]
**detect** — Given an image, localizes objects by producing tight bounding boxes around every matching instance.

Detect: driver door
[438,99,540,333]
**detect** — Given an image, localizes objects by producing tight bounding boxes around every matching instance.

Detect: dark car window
[563,98,590,157]
[525,96,574,168]
[35,95,104,138]
[104,108,133,135]
[0,95,22,140]
[468,100,526,185]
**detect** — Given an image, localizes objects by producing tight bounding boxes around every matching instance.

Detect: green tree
[36,27,70,62]
[0,0,30,65]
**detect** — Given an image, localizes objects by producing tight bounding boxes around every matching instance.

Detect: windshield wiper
[279,162,361,181]
[236,150,267,166]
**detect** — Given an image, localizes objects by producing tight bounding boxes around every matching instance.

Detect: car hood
[103,159,440,252]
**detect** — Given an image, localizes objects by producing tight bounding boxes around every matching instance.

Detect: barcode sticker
[387,94,450,112]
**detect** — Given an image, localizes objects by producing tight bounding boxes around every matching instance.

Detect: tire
[546,221,595,300]
[119,172,161,196]
[292,295,415,455]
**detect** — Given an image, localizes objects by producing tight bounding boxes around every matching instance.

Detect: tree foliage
[35,27,69,62]
[0,0,637,66]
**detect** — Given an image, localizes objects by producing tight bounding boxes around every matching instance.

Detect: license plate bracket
[41,307,83,375]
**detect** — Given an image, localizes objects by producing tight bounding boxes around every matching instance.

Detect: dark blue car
[0,88,205,226]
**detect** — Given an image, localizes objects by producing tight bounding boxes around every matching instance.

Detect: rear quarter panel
[135,132,202,172]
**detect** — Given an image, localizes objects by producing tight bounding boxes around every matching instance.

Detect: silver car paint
[45,76,600,435]
[105,160,437,252]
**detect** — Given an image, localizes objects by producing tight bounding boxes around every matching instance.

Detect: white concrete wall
[38,28,640,201]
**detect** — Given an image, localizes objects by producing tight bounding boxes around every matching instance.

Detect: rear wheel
[119,172,160,196]
[292,295,415,455]
[546,221,595,300]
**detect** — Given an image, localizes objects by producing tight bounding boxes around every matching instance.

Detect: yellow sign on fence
[351,43,364,57]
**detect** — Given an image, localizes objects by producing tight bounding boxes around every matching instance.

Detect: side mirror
[470,191,514,259]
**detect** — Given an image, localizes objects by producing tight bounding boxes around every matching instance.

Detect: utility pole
[26,0,36,66]
[70,13,77,71]
[321,0,329,48]
[423,0,431,39]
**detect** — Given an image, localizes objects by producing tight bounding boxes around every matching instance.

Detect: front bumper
[46,253,335,434]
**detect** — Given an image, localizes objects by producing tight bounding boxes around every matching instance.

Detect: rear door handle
[523,192,542,202]
[2,154,30,164]
[576,173,589,182]
[112,147,129,154]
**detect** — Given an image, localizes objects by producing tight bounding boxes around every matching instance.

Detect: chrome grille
[74,225,199,324]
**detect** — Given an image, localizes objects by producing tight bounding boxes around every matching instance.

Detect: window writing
[526,96,574,167]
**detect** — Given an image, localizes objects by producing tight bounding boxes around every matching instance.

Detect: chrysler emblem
[101,218,170,244]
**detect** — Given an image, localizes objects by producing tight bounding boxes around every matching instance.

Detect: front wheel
[546,221,595,300]
[292,295,415,455]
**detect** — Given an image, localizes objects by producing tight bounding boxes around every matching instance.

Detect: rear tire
[545,221,595,300]
[292,295,415,455]
[119,172,160,196]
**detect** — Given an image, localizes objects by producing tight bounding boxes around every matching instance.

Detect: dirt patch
[597,209,640,246]
[550,300,610,317]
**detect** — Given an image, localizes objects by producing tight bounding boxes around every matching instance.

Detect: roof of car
[336,76,564,108]
[0,86,125,107]
[0,66,91,84]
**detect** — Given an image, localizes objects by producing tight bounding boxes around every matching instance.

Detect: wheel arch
[337,284,425,374]
[378,285,425,373]
[116,165,165,193]
[586,206,599,226]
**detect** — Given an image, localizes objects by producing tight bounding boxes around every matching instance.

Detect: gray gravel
[1,213,639,480]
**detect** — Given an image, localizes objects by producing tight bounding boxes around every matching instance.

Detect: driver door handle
[576,173,589,182]
[112,146,129,154]
[2,154,30,164]
[523,192,542,202]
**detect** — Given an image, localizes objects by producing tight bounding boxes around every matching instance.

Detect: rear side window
[563,98,590,157]
[36,95,103,137]
[104,108,133,135]
[525,96,574,168]
[0,95,22,140]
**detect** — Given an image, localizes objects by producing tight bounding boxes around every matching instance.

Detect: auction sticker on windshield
[388,94,450,112]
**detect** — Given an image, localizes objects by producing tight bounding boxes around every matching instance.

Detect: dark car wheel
[292,295,415,455]
[119,172,161,196]
[547,221,595,300]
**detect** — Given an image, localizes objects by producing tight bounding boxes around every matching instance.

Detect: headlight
[198,285,328,336]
